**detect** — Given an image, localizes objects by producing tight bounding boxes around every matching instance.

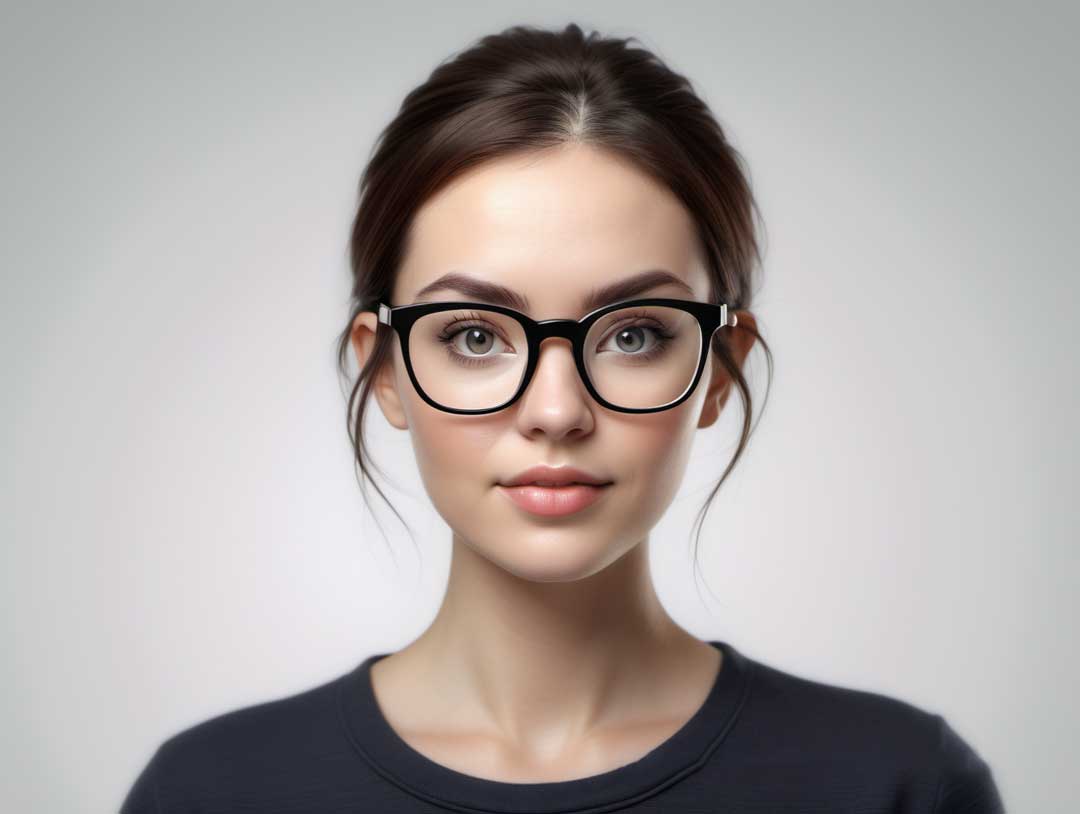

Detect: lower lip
[497,483,613,517]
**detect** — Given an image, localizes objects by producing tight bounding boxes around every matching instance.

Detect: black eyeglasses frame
[375,297,738,415]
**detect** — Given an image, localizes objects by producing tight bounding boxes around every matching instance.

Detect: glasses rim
[375,296,738,415]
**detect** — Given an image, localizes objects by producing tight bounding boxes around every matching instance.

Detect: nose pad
[530,337,583,388]
[517,336,592,411]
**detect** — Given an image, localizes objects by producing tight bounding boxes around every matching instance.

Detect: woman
[121,23,1004,813]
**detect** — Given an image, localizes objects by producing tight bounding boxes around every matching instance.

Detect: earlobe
[350,311,409,430]
[697,366,730,429]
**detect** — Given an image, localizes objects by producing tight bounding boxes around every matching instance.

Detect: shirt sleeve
[930,714,1006,813]
[118,744,163,814]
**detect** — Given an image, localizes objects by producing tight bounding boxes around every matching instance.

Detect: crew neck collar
[337,639,753,813]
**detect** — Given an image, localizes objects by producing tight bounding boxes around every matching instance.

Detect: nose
[513,336,594,440]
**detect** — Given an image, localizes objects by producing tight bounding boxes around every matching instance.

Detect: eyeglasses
[376,297,738,415]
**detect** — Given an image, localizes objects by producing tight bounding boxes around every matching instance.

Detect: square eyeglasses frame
[376,297,739,415]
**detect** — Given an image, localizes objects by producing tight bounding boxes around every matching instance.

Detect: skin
[349,143,758,782]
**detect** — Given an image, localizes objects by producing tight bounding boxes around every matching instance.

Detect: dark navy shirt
[119,640,1005,812]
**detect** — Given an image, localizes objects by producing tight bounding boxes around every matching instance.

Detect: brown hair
[334,22,774,601]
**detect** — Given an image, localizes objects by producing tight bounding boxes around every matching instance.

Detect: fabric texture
[119,640,1005,813]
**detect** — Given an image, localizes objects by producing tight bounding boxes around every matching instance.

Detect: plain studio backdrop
[2,2,1076,812]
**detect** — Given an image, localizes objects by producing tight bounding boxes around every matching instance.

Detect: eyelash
[436,314,510,368]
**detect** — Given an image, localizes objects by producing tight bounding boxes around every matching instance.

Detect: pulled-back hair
[335,22,774,601]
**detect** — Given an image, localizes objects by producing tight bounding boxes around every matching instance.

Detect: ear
[698,310,757,429]
[349,310,409,430]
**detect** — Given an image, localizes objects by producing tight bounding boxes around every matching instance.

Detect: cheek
[403,391,502,521]
[612,403,699,517]
[391,348,491,497]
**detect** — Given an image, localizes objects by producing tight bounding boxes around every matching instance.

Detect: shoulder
[161,671,343,763]
[746,656,943,752]
[121,670,350,813]
[738,653,1005,812]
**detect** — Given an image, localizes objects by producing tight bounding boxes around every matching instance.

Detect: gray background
[2,2,1076,812]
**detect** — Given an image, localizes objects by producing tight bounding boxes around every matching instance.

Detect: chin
[478,531,634,583]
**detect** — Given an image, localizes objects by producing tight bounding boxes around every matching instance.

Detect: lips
[497,482,612,517]
[527,481,595,487]
[500,464,612,488]
[496,464,614,517]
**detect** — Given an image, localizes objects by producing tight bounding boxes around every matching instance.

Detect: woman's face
[355,144,744,583]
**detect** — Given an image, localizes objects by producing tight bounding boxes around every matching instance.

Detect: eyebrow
[411,268,696,315]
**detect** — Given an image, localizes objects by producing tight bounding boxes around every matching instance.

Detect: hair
[334,22,774,605]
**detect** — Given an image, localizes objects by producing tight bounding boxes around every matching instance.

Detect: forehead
[394,145,710,317]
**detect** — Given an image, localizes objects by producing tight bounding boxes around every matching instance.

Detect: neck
[386,531,713,751]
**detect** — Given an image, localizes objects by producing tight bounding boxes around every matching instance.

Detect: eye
[598,320,672,355]
[444,324,506,356]
[436,317,515,359]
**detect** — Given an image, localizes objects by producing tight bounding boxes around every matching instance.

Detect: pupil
[617,327,643,352]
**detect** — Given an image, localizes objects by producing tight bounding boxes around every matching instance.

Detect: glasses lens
[407,304,702,411]
[409,307,528,410]
[584,304,702,409]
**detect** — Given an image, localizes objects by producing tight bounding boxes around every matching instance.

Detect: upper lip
[500,465,612,487]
